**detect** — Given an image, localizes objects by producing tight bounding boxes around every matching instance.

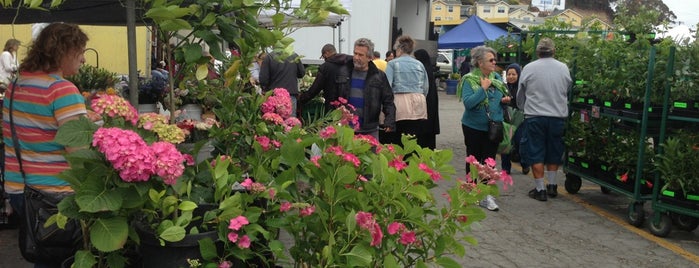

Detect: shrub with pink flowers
[199,87,513,267]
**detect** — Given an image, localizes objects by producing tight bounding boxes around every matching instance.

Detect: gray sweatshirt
[517,57,571,118]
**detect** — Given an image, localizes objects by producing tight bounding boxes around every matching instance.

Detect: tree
[610,0,676,23]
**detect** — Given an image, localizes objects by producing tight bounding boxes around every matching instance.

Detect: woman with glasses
[457,45,511,211]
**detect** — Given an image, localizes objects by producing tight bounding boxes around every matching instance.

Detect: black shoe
[528,188,547,201]
[546,184,558,198]
[522,167,530,175]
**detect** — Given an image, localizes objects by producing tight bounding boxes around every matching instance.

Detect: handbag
[487,119,504,144]
[8,78,81,264]
[484,91,504,144]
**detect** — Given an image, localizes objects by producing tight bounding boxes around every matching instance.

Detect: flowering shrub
[51,94,199,267]
[195,88,512,267]
[176,117,220,143]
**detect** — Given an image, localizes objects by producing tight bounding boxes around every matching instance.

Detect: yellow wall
[432,1,462,24]
[0,24,149,75]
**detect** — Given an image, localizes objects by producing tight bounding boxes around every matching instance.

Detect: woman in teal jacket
[458,45,511,211]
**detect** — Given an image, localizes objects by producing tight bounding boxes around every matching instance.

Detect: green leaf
[183,43,204,63]
[73,250,98,268]
[343,244,372,267]
[383,255,399,268]
[196,64,209,80]
[75,179,123,213]
[280,138,305,167]
[178,200,198,211]
[405,185,430,202]
[436,257,462,268]
[198,237,218,260]
[55,117,97,147]
[160,226,186,242]
[90,217,129,252]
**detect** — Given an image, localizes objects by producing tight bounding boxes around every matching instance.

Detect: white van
[436,52,452,77]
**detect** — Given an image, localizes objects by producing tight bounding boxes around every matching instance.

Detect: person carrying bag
[2,23,91,267]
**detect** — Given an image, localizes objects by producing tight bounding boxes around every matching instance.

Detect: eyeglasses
[488,58,497,63]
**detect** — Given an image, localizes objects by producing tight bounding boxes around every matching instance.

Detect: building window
[435,17,441,21]
[498,7,505,13]
[448,6,453,12]
[435,5,441,11]
[483,7,491,13]
[446,17,453,20]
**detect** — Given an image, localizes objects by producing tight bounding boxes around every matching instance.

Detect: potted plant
[655,131,699,201]
[445,73,461,95]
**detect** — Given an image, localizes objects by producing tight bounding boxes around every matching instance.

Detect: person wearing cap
[298,44,353,111]
[517,37,572,202]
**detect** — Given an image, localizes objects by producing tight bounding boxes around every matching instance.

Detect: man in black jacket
[259,52,305,114]
[299,40,395,138]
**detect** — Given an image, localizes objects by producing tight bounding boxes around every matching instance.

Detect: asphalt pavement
[1,90,698,267]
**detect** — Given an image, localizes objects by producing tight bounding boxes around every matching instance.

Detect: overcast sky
[662,0,698,40]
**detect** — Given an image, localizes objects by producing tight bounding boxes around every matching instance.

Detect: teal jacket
[459,69,508,131]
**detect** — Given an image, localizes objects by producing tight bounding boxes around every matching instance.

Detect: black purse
[484,91,504,144]
[8,78,81,264]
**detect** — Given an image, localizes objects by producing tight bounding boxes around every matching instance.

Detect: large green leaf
[343,244,372,267]
[90,217,129,252]
[280,138,304,166]
[76,179,123,213]
[198,237,218,261]
[55,117,98,147]
[73,250,97,268]
[159,225,186,242]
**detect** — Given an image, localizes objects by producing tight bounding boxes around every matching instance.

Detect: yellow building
[552,9,584,28]
[475,0,510,24]
[0,24,150,76]
[432,0,464,26]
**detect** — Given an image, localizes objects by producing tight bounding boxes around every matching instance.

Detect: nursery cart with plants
[563,43,669,228]
[648,44,699,237]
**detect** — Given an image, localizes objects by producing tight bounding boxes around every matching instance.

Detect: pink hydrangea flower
[255,135,272,151]
[355,211,375,230]
[218,261,232,268]
[399,231,416,245]
[241,178,254,189]
[310,155,321,167]
[299,205,315,217]
[91,95,139,125]
[389,157,407,171]
[387,222,405,235]
[92,127,155,182]
[227,232,238,243]
[268,188,276,199]
[280,202,292,212]
[370,223,383,247]
[484,157,496,167]
[228,216,249,231]
[237,235,251,249]
[419,163,442,182]
[150,141,189,185]
[319,126,337,139]
[262,112,285,125]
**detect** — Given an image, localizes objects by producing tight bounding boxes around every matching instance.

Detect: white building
[288,0,433,64]
[531,0,566,11]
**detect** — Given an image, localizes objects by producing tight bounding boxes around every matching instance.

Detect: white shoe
[482,195,499,211]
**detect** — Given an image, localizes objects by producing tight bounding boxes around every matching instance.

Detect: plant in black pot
[137,75,168,105]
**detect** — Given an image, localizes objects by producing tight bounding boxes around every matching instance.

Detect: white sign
[531,0,566,11]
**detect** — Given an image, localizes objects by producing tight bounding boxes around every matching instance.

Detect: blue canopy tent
[438,15,509,49]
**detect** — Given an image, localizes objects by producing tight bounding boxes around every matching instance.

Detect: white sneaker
[482,195,499,211]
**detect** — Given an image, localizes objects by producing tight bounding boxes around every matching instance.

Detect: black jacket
[259,52,305,94]
[299,54,395,132]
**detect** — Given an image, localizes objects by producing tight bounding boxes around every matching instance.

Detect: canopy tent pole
[127,0,139,106]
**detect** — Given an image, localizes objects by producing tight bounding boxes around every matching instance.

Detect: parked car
[436,52,452,78]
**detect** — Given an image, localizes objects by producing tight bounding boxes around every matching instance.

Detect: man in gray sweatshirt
[517,37,572,201]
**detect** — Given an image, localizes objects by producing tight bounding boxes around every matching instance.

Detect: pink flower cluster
[227,216,251,249]
[355,211,383,247]
[260,88,301,131]
[278,202,315,217]
[387,222,417,245]
[92,127,191,185]
[419,163,442,182]
[90,95,139,125]
[325,146,360,167]
[241,178,267,194]
[465,155,513,189]
[255,135,281,151]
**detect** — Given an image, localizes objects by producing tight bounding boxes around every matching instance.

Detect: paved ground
[1,90,698,267]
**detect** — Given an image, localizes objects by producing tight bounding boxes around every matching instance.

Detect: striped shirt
[2,72,87,193]
[349,70,367,130]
